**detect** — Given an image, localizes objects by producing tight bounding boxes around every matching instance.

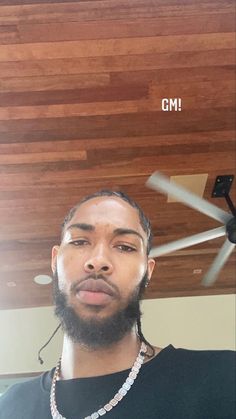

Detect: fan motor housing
[226,218,236,244]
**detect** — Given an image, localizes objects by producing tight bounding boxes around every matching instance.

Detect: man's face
[51,196,155,349]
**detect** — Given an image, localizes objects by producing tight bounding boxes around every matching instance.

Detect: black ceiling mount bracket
[212,175,236,217]
[212,175,234,197]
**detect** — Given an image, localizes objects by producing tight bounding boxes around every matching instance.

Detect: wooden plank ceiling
[0,0,235,310]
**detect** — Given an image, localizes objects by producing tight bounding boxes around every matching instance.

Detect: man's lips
[74,278,116,305]
[76,290,113,305]
[75,278,115,297]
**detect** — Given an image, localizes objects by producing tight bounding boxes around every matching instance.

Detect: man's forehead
[68,196,145,234]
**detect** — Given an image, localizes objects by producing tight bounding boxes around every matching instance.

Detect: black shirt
[0,344,235,419]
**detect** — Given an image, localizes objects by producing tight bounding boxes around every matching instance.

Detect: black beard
[52,270,148,350]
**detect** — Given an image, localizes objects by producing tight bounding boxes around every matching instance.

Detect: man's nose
[84,245,113,275]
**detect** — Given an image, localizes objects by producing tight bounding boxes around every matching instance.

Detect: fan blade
[201,239,235,287]
[150,226,226,257]
[146,172,231,224]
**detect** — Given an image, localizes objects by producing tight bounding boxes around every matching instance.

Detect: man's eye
[70,240,88,246]
[117,244,136,252]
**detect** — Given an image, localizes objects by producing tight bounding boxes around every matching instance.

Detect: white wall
[0,294,235,375]
[141,294,235,351]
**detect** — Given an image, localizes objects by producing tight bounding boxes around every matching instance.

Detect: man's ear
[147,258,156,282]
[51,245,60,274]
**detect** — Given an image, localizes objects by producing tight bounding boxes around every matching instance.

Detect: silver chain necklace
[50,341,147,419]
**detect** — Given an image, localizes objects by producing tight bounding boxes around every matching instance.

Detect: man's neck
[60,330,142,379]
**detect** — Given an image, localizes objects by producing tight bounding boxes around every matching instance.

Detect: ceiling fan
[146,172,236,287]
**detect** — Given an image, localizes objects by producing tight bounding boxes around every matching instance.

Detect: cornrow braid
[136,316,155,359]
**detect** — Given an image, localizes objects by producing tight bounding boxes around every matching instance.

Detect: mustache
[70,273,118,295]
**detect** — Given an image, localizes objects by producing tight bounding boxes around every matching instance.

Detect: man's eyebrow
[66,223,95,232]
[113,228,144,243]
[66,224,144,242]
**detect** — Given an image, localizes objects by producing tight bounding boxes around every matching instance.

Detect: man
[0,190,235,419]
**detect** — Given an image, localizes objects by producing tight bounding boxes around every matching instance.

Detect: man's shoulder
[153,343,235,362]
[2,373,43,395]
[169,345,235,367]
[174,346,236,363]
[166,346,236,387]
[0,371,51,419]
[153,344,235,381]
[0,375,41,406]
[151,345,235,418]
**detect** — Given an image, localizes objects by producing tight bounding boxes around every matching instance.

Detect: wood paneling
[0,0,235,310]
